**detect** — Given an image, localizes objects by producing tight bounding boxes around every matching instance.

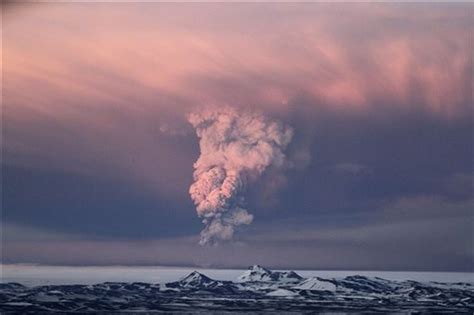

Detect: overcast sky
[2,3,473,271]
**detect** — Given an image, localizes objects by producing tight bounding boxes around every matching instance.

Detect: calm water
[1,264,472,287]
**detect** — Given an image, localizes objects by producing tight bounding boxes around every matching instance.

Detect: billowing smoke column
[188,107,293,245]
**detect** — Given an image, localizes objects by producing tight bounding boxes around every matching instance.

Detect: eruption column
[188,107,293,245]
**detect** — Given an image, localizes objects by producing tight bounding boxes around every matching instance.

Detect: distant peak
[238,265,302,283]
[249,265,271,272]
[181,271,212,283]
[186,271,205,277]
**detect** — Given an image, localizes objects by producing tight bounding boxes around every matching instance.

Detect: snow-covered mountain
[1,266,473,313]
[237,265,303,283]
[164,271,240,295]
[172,271,216,288]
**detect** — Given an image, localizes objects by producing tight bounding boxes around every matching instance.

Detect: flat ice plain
[1,264,472,286]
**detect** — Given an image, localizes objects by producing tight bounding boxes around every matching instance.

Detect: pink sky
[2,3,473,269]
[4,3,472,196]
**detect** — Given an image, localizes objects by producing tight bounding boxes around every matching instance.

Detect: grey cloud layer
[2,3,473,269]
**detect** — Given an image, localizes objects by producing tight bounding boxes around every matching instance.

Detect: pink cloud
[3,3,471,198]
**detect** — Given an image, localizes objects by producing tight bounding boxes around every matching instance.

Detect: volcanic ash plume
[188,107,293,245]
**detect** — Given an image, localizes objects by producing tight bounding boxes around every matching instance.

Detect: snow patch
[293,277,337,292]
[266,289,298,297]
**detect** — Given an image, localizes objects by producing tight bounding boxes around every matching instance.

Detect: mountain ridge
[1,266,473,313]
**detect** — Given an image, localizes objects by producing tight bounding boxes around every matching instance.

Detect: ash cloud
[188,107,293,245]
